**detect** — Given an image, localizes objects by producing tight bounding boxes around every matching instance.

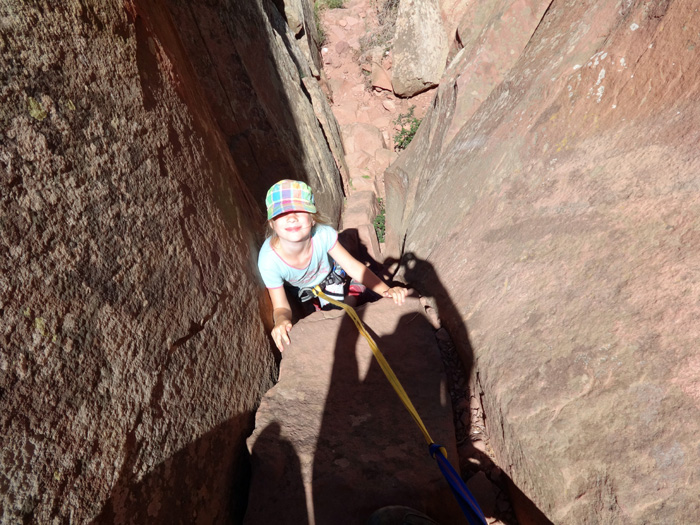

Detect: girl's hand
[271,321,293,351]
[383,286,407,305]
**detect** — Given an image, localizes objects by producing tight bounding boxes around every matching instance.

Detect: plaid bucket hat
[265,180,317,220]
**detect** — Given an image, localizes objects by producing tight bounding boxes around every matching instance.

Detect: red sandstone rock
[385,0,700,523]
[246,297,467,524]
[372,62,394,92]
[0,0,343,522]
[382,99,397,112]
[392,0,448,97]
[342,122,388,155]
[336,40,351,54]
[372,148,398,175]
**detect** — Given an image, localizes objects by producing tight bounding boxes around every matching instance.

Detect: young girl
[258,179,407,351]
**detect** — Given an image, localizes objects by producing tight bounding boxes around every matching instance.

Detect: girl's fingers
[395,288,406,305]
[384,287,407,305]
[272,323,292,351]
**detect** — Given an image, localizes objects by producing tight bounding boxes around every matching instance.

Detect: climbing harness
[298,262,346,303]
[312,286,488,525]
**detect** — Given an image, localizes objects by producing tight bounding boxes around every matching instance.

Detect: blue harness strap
[430,444,488,525]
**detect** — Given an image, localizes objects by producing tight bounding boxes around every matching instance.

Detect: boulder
[385,0,700,522]
[281,0,305,35]
[392,0,448,97]
[372,61,394,92]
[373,148,398,174]
[245,297,467,524]
[342,122,388,155]
[280,0,323,76]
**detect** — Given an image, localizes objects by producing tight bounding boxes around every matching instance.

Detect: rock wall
[160,0,345,214]
[0,0,342,522]
[386,0,700,523]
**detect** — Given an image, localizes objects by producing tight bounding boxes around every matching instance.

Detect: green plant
[373,198,386,243]
[313,1,326,44]
[359,19,395,59]
[393,106,421,151]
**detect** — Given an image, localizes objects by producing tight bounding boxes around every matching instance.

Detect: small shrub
[313,2,326,43]
[316,0,344,11]
[393,106,421,151]
[373,198,386,243]
[376,0,400,25]
[359,0,398,80]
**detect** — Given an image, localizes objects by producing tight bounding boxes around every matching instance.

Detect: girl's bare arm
[328,243,407,305]
[268,286,293,350]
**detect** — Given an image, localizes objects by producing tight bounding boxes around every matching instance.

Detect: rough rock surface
[441,0,553,148]
[392,0,449,97]
[281,0,324,77]
[166,0,344,217]
[340,190,382,262]
[0,0,342,522]
[245,296,467,524]
[385,0,700,523]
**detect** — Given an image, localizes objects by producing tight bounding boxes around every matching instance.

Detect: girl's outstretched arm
[268,286,293,351]
[328,243,407,305]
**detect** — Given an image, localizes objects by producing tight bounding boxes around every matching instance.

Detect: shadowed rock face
[164,0,345,213]
[386,0,700,523]
[0,0,342,522]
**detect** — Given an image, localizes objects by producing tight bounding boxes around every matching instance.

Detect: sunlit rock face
[391,0,449,97]
[386,0,700,522]
[0,0,342,522]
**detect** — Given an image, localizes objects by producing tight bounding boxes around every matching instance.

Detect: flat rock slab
[245,296,466,524]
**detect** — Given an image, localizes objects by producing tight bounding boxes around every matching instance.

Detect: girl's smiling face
[270,211,314,243]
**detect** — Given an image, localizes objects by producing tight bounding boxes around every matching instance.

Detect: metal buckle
[298,287,316,302]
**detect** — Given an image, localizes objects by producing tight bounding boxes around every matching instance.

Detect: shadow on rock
[94,411,254,524]
[311,298,467,524]
[395,253,480,465]
[244,421,308,523]
[396,252,553,525]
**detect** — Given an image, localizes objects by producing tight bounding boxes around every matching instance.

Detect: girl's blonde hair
[266,211,330,248]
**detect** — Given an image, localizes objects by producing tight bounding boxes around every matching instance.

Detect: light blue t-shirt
[258,224,338,289]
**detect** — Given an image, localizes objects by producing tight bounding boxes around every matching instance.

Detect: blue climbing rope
[430,444,488,525]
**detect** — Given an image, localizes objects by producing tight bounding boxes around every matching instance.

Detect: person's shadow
[308,247,472,524]
[389,252,553,524]
[310,301,469,524]
[392,252,482,472]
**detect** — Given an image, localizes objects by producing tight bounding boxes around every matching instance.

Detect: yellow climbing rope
[313,286,447,457]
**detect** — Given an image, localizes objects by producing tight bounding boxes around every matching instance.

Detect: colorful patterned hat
[265,179,317,220]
